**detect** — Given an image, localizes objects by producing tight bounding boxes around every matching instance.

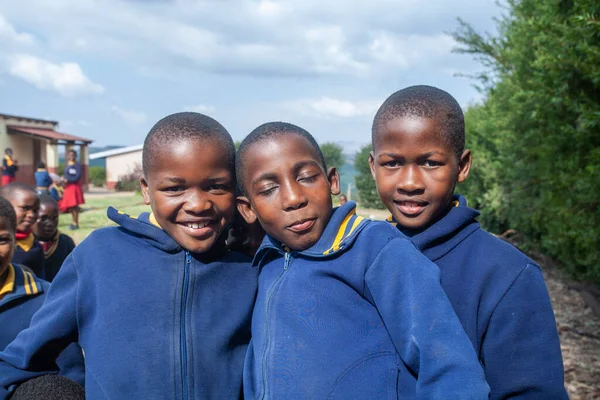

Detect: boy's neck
[38,230,59,243]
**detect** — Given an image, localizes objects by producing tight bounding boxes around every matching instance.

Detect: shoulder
[59,233,76,247]
[351,220,422,261]
[467,228,537,272]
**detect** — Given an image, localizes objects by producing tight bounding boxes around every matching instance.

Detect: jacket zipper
[181,251,191,400]
[261,251,292,399]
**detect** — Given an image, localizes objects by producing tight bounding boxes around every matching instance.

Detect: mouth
[393,200,428,217]
[178,220,218,238]
[287,218,316,234]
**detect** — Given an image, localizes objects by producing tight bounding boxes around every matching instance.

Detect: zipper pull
[186,251,191,264]
[284,252,291,270]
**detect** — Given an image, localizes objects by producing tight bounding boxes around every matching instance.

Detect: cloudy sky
[0,0,499,153]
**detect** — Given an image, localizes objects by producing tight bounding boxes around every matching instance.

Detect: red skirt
[1,175,15,186]
[61,182,85,211]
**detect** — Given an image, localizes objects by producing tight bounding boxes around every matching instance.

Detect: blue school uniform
[388,195,567,399]
[39,232,76,283]
[12,233,46,279]
[0,207,258,400]
[0,264,85,387]
[34,169,52,193]
[245,201,489,400]
[2,156,18,178]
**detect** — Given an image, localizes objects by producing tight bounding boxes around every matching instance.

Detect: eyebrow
[292,160,322,174]
[378,151,446,158]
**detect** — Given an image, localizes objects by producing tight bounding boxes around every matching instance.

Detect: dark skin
[33,201,59,242]
[7,190,40,234]
[237,134,340,252]
[0,217,15,287]
[140,138,236,254]
[369,115,471,234]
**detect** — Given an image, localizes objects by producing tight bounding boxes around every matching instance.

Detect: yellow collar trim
[4,155,13,167]
[149,213,162,229]
[67,160,76,166]
[0,264,15,299]
[37,168,47,172]
[17,233,35,252]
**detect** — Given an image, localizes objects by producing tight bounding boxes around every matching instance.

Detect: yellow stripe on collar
[323,208,365,255]
[68,161,75,166]
[25,270,39,295]
[149,213,162,229]
[0,264,16,299]
[17,233,35,252]
[4,155,13,167]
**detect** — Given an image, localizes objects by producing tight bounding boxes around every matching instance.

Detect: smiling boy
[0,112,257,399]
[369,85,567,399]
[236,122,489,399]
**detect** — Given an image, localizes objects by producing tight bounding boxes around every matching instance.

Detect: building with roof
[89,144,142,189]
[0,113,93,189]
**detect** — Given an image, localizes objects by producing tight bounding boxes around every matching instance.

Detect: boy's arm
[0,255,80,399]
[364,237,489,400]
[482,264,568,399]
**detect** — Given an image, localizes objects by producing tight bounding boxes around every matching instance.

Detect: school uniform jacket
[34,169,53,189]
[245,201,489,400]
[0,207,258,400]
[64,162,82,184]
[12,234,46,279]
[389,195,568,399]
[40,232,76,283]
[2,156,17,177]
[0,264,85,386]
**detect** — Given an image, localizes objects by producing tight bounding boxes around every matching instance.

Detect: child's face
[33,202,59,241]
[140,139,235,253]
[0,217,15,277]
[68,152,76,162]
[237,134,340,252]
[10,190,40,233]
[370,116,471,232]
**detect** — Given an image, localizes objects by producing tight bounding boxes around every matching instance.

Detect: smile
[179,220,217,237]
[394,200,428,217]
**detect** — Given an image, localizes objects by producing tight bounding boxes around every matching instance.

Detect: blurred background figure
[34,162,52,196]
[2,148,18,186]
[338,194,348,206]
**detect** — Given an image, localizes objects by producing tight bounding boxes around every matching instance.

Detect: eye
[298,174,318,183]
[422,160,443,168]
[209,183,231,193]
[163,185,185,193]
[382,160,401,168]
[258,185,278,196]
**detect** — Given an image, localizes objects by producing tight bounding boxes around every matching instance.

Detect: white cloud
[0,13,35,48]
[7,54,104,96]
[111,106,147,125]
[183,104,216,114]
[286,97,381,119]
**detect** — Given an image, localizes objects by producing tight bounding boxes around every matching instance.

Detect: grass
[58,193,149,244]
[59,192,391,244]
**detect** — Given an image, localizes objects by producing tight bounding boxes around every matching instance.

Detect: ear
[140,175,151,205]
[236,196,258,224]
[326,167,341,196]
[457,149,472,183]
[368,151,376,180]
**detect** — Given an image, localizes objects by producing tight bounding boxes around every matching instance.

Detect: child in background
[62,150,85,230]
[34,162,53,195]
[369,85,567,399]
[0,183,46,279]
[32,195,76,282]
[0,196,85,389]
[236,122,488,399]
[1,148,18,186]
[49,173,64,204]
[338,193,347,206]
[0,112,257,399]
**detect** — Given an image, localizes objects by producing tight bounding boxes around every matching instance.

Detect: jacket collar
[0,264,44,306]
[253,201,369,266]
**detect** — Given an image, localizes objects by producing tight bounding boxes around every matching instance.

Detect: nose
[396,165,425,194]
[182,189,212,214]
[281,180,307,211]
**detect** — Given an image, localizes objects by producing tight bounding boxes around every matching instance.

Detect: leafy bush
[354,144,385,209]
[115,163,143,193]
[89,166,106,187]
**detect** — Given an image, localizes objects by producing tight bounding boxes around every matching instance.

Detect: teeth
[186,221,209,229]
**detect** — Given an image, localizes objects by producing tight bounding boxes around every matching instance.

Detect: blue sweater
[64,163,81,183]
[389,195,567,399]
[13,235,46,279]
[34,169,53,188]
[245,201,489,400]
[0,207,258,399]
[0,264,85,386]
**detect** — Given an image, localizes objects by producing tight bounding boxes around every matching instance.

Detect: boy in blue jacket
[34,162,53,195]
[0,196,85,388]
[0,112,258,399]
[235,122,489,399]
[369,85,567,399]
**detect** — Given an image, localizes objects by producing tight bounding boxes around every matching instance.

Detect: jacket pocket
[327,352,398,400]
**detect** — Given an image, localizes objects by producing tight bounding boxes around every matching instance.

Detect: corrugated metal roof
[89,144,143,159]
[7,126,93,144]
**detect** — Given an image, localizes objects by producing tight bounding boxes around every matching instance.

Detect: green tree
[452,0,600,282]
[354,144,384,209]
[320,142,345,169]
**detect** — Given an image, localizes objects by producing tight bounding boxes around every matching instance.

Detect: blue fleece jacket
[388,195,567,399]
[0,207,258,400]
[245,201,489,400]
[34,169,52,189]
[0,264,85,386]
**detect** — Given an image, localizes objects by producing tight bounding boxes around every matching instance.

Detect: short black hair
[0,182,38,201]
[0,196,17,234]
[142,112,235,176]
[39,194,59,208]
[372,85,465,158]
[38,161,46,169]
[236,122,327,195]
[11,375,85,400]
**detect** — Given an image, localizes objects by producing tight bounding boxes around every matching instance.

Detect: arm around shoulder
[481,263,568,399]
[364,237,489,399]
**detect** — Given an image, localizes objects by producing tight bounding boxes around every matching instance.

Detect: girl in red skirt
[62,150,85,230]
[2,148,18,186]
